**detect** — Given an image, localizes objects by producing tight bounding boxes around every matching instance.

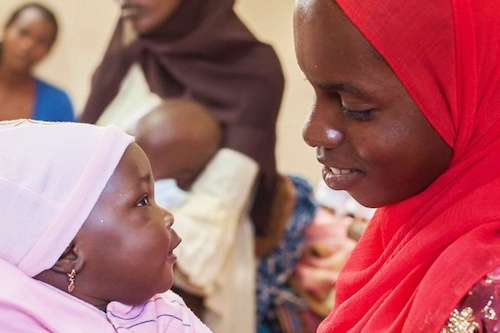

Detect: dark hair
[4,2,59,45]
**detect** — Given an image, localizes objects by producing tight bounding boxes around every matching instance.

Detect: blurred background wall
[0,0,321,185]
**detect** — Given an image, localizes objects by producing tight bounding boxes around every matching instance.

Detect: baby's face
[76,143,181,305]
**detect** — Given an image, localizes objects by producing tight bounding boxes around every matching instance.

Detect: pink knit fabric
[0,119,133,277]
[0,258,212,332]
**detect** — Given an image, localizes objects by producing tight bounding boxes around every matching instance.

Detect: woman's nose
[302,108,343,149]
[19,34,37,51]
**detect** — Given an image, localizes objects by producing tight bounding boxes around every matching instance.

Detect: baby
[0,119,211,332]
[134,98,222,191]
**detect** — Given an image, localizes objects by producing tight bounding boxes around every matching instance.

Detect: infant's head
[135,99,222,190]
[0,120,180,310]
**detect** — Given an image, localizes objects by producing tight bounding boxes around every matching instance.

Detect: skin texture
[294,0,452,208]
[134,99,222,190]
[116,0,181,34]
[0,5,57,120]
[35,143,181,311]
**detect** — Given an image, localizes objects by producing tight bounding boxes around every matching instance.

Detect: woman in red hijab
[295,0,500,331]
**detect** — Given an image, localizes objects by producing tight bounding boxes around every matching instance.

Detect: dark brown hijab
[80,0,284,235]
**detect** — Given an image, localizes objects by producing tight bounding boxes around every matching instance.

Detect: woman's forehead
[295,1,388,87]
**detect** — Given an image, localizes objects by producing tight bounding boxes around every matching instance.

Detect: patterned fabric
[107,290,212,332]
[442,267,500,332]
[0,258,211,332]
[257,175,317,331]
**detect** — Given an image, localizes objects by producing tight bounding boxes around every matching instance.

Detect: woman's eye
[36,38,51,48]
[341,107,373,121]
[137,195,150,207]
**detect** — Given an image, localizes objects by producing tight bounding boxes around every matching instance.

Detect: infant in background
[135,98,231,321]
[134,98,222,209]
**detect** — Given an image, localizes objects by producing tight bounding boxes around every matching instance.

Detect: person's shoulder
[34,78,75,121]
[36,78,70,97]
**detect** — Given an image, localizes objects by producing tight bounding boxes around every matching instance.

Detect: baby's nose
[163,209,174,228]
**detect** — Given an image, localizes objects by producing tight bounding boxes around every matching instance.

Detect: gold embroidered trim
[480,296,498,321]
[441,307,479,333]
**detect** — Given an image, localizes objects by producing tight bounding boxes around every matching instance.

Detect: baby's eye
[137,195,150,207]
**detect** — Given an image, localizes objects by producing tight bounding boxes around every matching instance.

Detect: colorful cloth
[257,175,317,331]
[319,0,500,332]
[33,79,75,122]
[0,259,211,332]
[291,208,357,317]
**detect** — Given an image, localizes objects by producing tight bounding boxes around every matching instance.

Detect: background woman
[0,3,74,122]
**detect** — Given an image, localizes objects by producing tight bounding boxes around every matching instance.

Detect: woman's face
[76,143,181,307]
[294,0,452,208]
[2,7,56,74]
[117,0,181,34]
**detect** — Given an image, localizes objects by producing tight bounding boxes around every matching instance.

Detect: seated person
[81,1,285,329]
[0,3,74,121]
[0,119,210,332]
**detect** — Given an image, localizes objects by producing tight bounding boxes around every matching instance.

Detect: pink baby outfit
[0,259,211,332]
[0,120,212,332]
[0,119,133,277]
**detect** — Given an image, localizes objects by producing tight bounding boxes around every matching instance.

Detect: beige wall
[1,0,321,185]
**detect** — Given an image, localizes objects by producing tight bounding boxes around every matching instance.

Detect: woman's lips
[14,53,32,67]
[322,165,362,190]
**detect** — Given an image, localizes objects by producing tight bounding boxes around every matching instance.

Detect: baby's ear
[51,242,85,274]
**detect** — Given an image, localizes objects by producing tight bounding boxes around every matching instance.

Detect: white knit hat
[0,120,134,277]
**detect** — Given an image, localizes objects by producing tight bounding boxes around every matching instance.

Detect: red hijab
[80,0,284,235]
[319,0,500,331]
